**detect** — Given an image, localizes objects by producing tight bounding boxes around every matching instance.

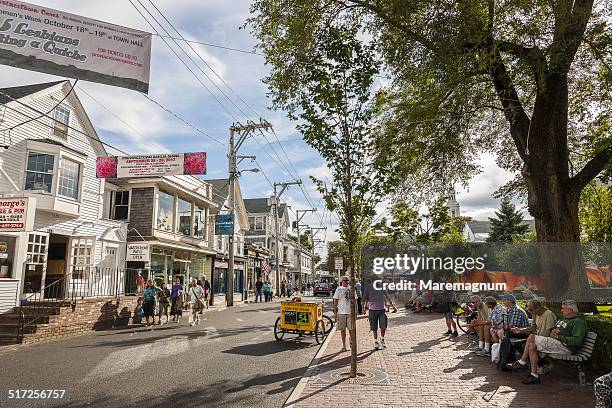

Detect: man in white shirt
[333,276,354,352]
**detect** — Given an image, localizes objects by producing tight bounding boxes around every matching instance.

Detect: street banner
[96,152,206,178]
[215,214,234,236]
[0,197,31,231]
[126,243,149,262]
[0,0,151,92]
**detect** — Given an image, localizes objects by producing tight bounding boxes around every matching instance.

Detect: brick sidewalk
[288,310,595,408]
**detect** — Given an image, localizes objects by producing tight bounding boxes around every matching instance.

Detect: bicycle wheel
[314,320,327,345]
[456,312,471,334]
[322,315,334,334]
[274,317,285,341]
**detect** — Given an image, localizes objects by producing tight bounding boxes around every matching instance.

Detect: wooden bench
[547,331,598,385]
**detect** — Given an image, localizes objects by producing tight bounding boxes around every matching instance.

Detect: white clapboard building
[0,81,127,313]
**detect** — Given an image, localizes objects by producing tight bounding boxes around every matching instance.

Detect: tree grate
[316,367,389,385]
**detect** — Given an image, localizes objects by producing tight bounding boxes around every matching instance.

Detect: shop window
[113,191,130,220]
[157,190,174,232]
[177,197,193,236]
[52,105,70,140]
[57,158,80,199]
[71,238,93,279]
[25,152,55,193]
[26,233,47,264]
[194,205,206,239]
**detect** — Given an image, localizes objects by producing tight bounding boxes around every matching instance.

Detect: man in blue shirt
[494,294,529,341]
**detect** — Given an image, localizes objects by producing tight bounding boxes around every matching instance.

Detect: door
[22,232,49,297]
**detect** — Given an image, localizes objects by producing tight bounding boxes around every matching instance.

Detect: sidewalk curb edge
[283,326,337,407]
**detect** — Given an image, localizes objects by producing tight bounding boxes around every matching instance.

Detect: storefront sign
[215,214,234,236]
[0,0,151,92]
[96,152,206,178]
[334,257,343,271]
[126,243,149,262]
[0,198,30,231]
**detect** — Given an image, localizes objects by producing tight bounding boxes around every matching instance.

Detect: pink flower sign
[96,157,118,178]
[183,152,206,175]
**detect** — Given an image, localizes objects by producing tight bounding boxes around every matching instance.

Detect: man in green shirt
[509,299,587,384]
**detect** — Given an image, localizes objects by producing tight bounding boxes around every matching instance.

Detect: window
[57,158,80,199]
[113,191,129,220]
[157,190,174,232]
[52,105,70,139]
[71,238,93,279]
[25,152,54,193]
[194,205,206,239]
[26,233,47,264]
[254,216,264,231]
[177,197,193,236]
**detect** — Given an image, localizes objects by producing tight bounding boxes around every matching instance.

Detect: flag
[262,260,270,275]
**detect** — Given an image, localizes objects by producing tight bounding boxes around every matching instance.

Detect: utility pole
[295,209,316,288]
[272,180,301,296]
[227,121,270,307]
[309,227,326,280]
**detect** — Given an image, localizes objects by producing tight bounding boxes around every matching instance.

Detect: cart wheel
[274,317,284,341]
[322,315,334,334]
[315,320,327,344]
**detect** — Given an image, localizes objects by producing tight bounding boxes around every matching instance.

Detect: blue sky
[0,0,522,252]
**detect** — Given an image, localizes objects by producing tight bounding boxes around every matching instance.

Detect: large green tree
[487,199,530,242]
[579,182,612,242]
[249,0,611,305]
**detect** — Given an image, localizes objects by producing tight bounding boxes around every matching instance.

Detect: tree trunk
[524,74,595,310]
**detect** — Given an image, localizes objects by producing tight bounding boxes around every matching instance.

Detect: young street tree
[487,199,530,242]
[248,16,402,376]
[250,0,611,305]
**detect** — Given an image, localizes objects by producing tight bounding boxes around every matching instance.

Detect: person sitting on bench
[468,295,492,354]
[414,290,433,313]
[495,294,529,340]
[509,299,587,385]
[510,299,557,337]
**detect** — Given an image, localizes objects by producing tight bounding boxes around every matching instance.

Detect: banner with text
[0,0,151,92]
[96,152,206,178]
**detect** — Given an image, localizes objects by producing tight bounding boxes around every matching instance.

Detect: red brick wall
[22,296,141,345]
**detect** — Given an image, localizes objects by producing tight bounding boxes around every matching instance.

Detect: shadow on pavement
[224,366,309,395]
[222,339,314,356]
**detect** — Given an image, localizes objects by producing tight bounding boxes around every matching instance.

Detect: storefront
[213,258,246,294]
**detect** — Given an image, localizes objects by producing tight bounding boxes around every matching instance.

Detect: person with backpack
[437,288,458,336]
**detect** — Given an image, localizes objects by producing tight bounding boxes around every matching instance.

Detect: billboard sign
[0,0,151,92]
[215,214,234,236]
[96,152,206,178]
[126,243,149,262]
[0,198,30,231]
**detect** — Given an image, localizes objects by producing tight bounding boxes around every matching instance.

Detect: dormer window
[52,105,70,140]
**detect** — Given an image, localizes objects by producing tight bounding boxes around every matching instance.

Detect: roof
[0,81,66,104]
[206,178,230,205]
[466,219,535,234]
[244,197,287,216]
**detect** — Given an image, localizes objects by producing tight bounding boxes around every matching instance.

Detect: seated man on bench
[509,299,587,385]
[510,299,557,338]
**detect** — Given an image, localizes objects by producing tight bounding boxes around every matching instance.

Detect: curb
[283,325,337,408]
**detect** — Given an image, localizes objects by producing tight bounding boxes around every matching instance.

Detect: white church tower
[447,189,460,218]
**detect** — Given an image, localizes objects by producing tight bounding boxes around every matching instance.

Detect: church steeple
[447,188,460,218]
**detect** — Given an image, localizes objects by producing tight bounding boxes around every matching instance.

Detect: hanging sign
[0,0,152,92]
[126,243,149,262]
[96,152,206,178]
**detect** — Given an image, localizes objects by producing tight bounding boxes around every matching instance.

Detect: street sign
[126,243,149,262]
[215,214,234,236]
[334,257,343,271]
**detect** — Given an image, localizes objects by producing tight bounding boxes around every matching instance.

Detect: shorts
[369,309,388,332]
[336,314,353,331]
[191,300,202,311]
[534,335,572,355]
[443,311,454,319]
[157,303,170,316]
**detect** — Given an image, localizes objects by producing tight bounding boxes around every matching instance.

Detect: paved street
[0,296,330,408]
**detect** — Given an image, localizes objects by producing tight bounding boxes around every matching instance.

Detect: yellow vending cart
[274,301,334,344]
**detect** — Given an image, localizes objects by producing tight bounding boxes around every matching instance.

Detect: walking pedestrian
[355,278,363,315]
[333,276,354,352]
[142,280,159,326]
[170,277,184,324]
[188,279,204,326]
[197,279,206,315]
[134,297,144,324]
[204,278,211,308]
[363,279,396,350]
[306,282,311,295]
[331,280,338,295]
[280,280,286,297]
[136,271,145,294]
[255,277,263,302]
[263,280,271,302]
[437,288,458,336]
[287,280,293,298]
[157,282,171,324]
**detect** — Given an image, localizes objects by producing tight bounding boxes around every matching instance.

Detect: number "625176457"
[8,390,65,399]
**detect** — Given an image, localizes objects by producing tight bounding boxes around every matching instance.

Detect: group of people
[255,278,273,302]
[465,294,587,385]
[254,278,315,302]
[134,276,211,327]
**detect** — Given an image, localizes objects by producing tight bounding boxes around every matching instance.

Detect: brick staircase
[0,297,139,346]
